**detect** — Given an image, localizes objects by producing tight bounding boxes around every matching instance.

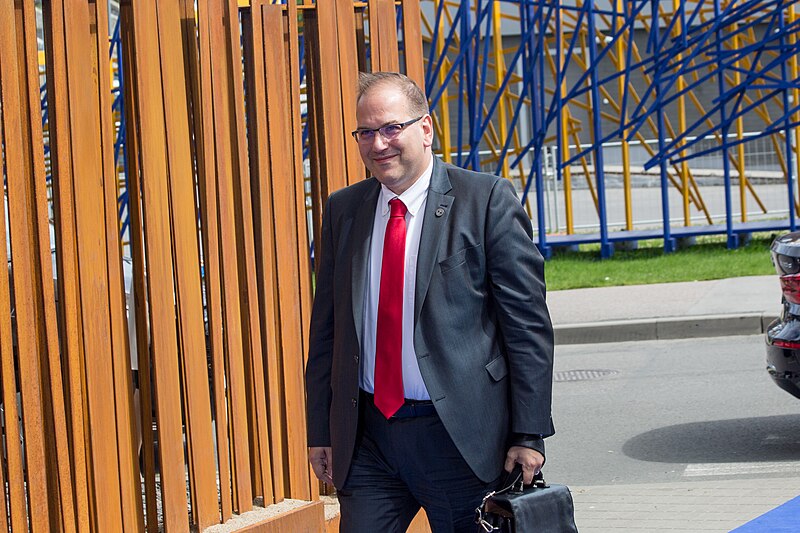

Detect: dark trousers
[338,392,496,533]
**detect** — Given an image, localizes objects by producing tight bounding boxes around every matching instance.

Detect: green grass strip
[545,232,781,291]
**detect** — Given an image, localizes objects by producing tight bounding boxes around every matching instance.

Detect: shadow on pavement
[622,415,800,463]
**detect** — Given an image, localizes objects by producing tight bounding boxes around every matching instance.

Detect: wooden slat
[0,1,54,530]
[154,1,219,529]
[303,14,326,268]
[241,2,277,504]
[129,1,190,530]
[17,1,79,530]
[308,2,348,197]
[242,0,286,505]
[369,0,400,72]
[262,5,311,501]
[89,1,143,530]
[335,0,365,188]
[119,5,160,531]
[287,0,314,380]
[0,8,28,531]
[0,82,8,524]
[355,10,368,74]
[282,1,317,499]
[192,0,234,520]
[304,4,349,277]
[224,1,271,509]
[209,0,253,511]
[41,0,92,529]
[400,0,426,91]
[61,0,127,529]
[12,5,63,530]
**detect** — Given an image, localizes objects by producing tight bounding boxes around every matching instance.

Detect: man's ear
[421,114,435,148]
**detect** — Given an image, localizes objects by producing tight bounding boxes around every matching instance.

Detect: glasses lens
[357,130,375,143]
[380,124,404,140]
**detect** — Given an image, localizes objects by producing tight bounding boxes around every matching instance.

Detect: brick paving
[570,478,800,532]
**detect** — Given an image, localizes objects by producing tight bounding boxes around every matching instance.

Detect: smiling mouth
[373,155,397,164]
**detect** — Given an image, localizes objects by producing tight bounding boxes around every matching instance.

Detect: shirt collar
[379,156,434,217]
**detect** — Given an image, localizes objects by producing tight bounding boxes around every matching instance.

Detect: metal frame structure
[420,0,800,257]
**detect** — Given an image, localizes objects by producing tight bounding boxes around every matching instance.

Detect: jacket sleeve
[305,197,336,447]
[485,178,555,437]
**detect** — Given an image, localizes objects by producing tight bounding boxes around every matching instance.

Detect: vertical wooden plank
[303,13,325,267]
[154,1,219,529]
[263,4,311,501]
[0,293,8,533]
[61,0,127,529]
[225,1,271,507]
[42,0,92,529]
[12,4,64,529]
[16,1,80,530]
[128,0,190,530]
[355,9,368,74]
[192,0,234,520]
[400,0,426,91]
[287,0,314,369]
[283,1,317,499]
[0,10,29,532]
[89,2,143,531]
[119,5,160,531]
[244,0,286,504]
[0,1,54,530]
[369,0,400,72]
[241,2,277,504]
[305,4,348,197]
[208,0,253,511]
[333,0,364,188]
[0,70,9,523]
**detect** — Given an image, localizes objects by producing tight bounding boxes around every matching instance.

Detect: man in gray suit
[306,72,554,532]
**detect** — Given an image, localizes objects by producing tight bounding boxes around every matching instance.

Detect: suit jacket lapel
[351,180,380,350]
[414,158,453,326]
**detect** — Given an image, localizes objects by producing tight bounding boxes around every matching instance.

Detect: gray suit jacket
[306,158,554,488]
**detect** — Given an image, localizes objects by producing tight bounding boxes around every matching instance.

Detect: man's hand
[309,447,334,485]
[504,446,544,485]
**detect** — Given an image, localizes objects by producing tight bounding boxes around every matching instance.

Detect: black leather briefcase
[475,467,578,532]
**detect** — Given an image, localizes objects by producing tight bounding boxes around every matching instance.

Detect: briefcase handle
[501,464,548,494]
[475,465,549,530]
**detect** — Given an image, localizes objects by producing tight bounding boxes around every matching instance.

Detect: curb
[554,313,778,345]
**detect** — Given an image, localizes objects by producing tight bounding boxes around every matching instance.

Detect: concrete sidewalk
[570,478,800,532]
[548,275,782,345]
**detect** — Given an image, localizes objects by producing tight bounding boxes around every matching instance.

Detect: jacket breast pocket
[438,243,482,274]
[485,355,508,382]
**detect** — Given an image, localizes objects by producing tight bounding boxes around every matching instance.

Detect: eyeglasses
[351,116,424,144]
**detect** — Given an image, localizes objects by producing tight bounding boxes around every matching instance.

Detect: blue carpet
[730,495,800,532]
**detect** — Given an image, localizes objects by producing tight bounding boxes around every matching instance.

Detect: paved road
[543,334,800,531]
[546,334,799,485]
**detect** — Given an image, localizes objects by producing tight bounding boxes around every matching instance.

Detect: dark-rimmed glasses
[351,116,424,144]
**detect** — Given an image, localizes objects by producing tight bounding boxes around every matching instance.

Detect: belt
[361,390,436,419]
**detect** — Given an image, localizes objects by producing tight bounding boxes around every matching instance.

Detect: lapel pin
[435,207,446,217]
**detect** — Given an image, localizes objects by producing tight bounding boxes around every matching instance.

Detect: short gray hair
[357,72,429,117]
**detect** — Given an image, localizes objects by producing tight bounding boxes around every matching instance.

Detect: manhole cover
[554,369,619,382]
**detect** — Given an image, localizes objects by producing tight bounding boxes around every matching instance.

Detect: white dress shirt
[360,156,434,401]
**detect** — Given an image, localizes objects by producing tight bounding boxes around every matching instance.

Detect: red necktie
[374,198,407,418]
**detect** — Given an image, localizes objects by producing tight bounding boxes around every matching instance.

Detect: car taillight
[780,274,800,304]
[772,338,800,349]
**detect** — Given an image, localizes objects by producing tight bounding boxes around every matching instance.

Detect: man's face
[355,84,433,195]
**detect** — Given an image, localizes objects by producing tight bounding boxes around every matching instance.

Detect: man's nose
[370,133,390,150]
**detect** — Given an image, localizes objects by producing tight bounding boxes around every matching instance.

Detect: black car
[765,232,800,399]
